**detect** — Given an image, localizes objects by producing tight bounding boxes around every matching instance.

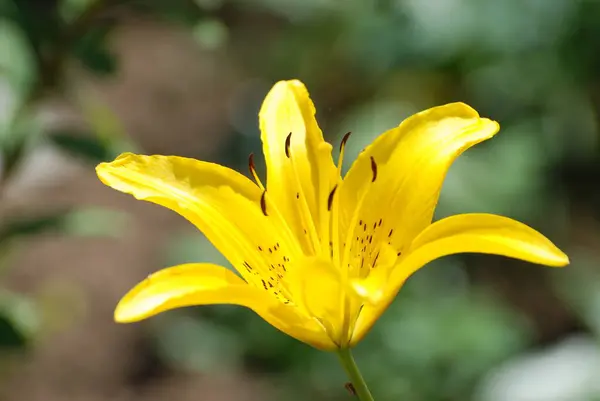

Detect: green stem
[336,348,375,401]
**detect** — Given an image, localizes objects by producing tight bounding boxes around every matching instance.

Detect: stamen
[260,190,268,216]
[370,156,377,182]
[327,185,338,211]
[345,383,357,396]
[340,131,352,151]
[337,131,352,174]
[248,153,265,190]
[285,132,292,158]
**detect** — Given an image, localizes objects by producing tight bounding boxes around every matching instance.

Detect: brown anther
[260,190,268,216]
[285,132,292,158]
[248,153,256,175]
[327,185,338,211]
[370,156,377,182]
[344,383,357,396]
[340,131,352,151]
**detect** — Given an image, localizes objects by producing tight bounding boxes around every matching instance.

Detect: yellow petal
[286,256,345,343]
[116,263,335,350]
[96,153,301,294]
[349,243,398,305]
[350,213,569,345]
[339,103,500,264]
[259,80,338,256]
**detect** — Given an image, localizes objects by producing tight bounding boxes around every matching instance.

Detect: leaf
[61,207,128,238]
[0,290,39,348]
[0,313,27,348]
[48,129,116,163]
[1,134,28,181]
[0,207,127,244]
[71,24,117,76]
[0,213,66,243]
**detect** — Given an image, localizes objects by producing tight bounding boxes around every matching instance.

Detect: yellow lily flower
[96,80,569,351]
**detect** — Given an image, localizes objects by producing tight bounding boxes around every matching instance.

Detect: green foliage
[0,208,127,243]
[71,24,117,75]
[0,290,38,348]
[48,129,118,163]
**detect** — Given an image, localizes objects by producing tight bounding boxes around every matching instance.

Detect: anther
[248,153,264,190]
[370,156,377,182]
[340,131,352,151]
[285,132,292,158]
[248,153,256,176]
[327,185,338,211]
[344,383,357,396]
[260,190,268,216]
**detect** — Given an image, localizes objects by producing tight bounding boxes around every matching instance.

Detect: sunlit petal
[96,153,301,295]
[350,213,568,344]
[339,103,500,263]
[260,80,338,256]
[116,263,335,350]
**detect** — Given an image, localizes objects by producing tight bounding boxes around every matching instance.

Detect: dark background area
[0,0,596,400]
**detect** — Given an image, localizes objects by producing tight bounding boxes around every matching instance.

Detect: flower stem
[336,348,375,401]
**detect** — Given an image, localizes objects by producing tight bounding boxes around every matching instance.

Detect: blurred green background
[0,0,594,400]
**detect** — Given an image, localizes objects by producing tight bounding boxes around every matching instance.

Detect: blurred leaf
[0,290,40,348]
[58,0,95,22]
[72,24,117,76]
[193,0,223,11]
[76,92,138,154]
[153,313,243,373]
[0,207,128,244]
[0,314,26,348]
[192,18,228,50]
[48,129,116,163]
[0,131,28,181]
[0,213,65,243]
[131,0,204,26]
[0,20,36,97]
[61,207,128,238]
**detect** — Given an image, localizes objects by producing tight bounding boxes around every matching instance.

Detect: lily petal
[116,263,334,349]
[286,256,345,342]
[339,103,500,261]
[259,80,338,256]
[96,153,301,293]
[350,213,568,344]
